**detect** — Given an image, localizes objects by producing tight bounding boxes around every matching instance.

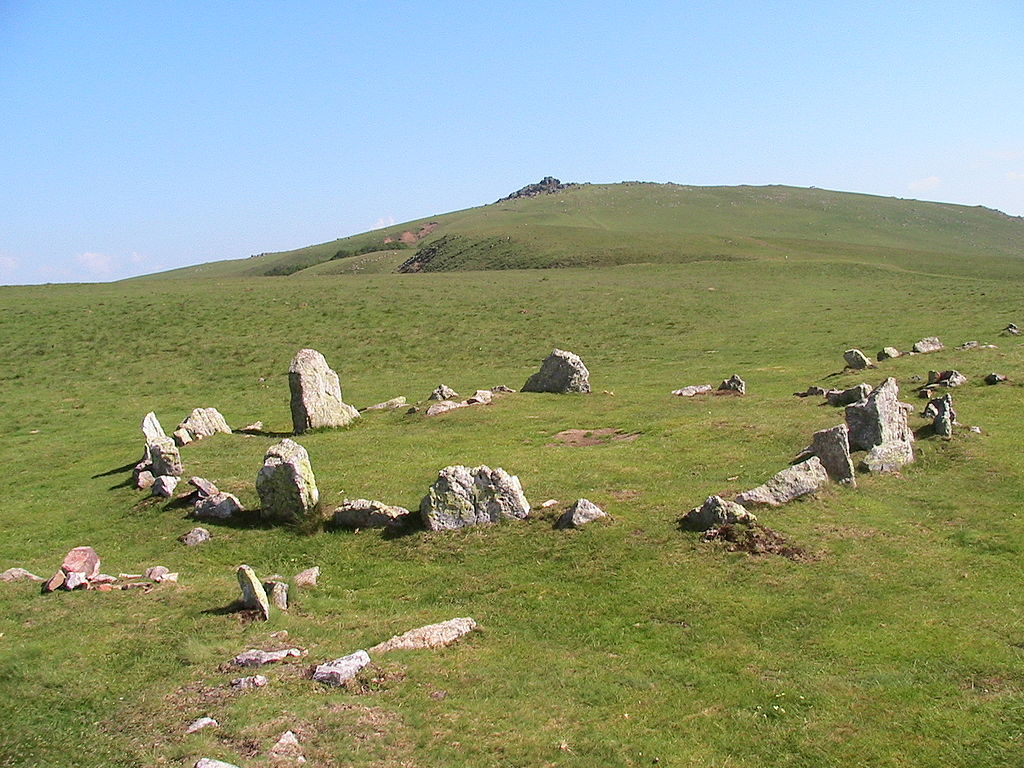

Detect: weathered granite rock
[175,407,232,444]
[148,437,183,477]
[195,759,241,768]
[912,337,944,354]
[735,457,829,508]
[145,565,178,583]
[185,717,219,734]
[672,384,713,397]
[134,468,155,490]
[425,400,468,417]
[522,349,591,394]
[270,731,304,763]
[152,475,179,498]
[333,499,412,529]
[265,580,289,610]
[229,675,268,690]
[256,439,319,522]
[313,650,371,686]
[172,428,192,446]
[179,527,211,546]
[844,349,871,369]
[827,383,871,407]
[555,498,608,529]
[288,348,359,433]
[923,393,956,437]
[429,384,459,401]
[141,411,166,443]
[877,347,901,361]
[1,567,44,582]
[811,424,856,486]
[718,374,746,395]
[491,384,516,393]
[42,546,101,592]
[985,372,1008,385]
[194,492,243,520]
[466,389,493,405]
[293,566,319,587]
[370,617,479,653]
[232,647,304,666]
[364,396,407,411]
[844,378,915,456]
[681,495,756,530]
[861,441,915,473]
[188,476,219,498]
[237,565,271,620]
[928,369,967,387]
[421,465,530,530]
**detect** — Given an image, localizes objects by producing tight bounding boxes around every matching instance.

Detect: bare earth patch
[704,523,817,561]
[548,428,640,447]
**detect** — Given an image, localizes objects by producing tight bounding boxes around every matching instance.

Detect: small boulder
[172,428,192,446]
[861,441,915,473]
[928,369,967,388]
[877,347,901,361]
[735,457,829,508]
[681,495,756,530]
[134,468,155,490]
[1002,323,1020,336]
[522,349,591,394]
[42,546,101,593]
[264,580,289,610]
[827,383,871,407]
[293,566,320,587]
[429,384,459,401]
[420,465,531,531]
[175,407,232,444]
[195,759,241,768]
[466,389,493,405]
[256,439,320,523]
[313,650,371,686]
[151,475,179,498]
[810,424,856,486]
[333,499,412,529]
[237,564,271,620]
[1,567,44,582]
[985,372,1007,385]
[148,437,183,477]
[194,492,243,520]
[288,348,359,433]
[370,617,478,653]
[717,374,746,395]
[555,498,608,529]
[364,396,407,411]
[843,349,871,369]
[912,337,944,354]
[270,731,305,763]
[425,400,468,417]
[179,527,211,546]
[923,393,956,438]
[672,384,712,397]
[185,717,219,734]
[188,476,219,498]
[230,675,268,690]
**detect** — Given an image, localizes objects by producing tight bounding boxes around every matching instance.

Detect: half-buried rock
[843,349,871,370]
[555,498,608,529]
[735,457,829,508]
[256,439,319,522]
[313,650,371,686]
[681,495,756,530]
[173,407,232,445]
[333,499,412,529]
[522,349,591,394]
[370,617,478,653]
[289,348,359,433]
[421,465,531,530]
[194,492,243,521]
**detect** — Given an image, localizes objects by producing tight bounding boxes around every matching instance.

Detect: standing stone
[151,475,179,498]
[313,650,371,686]
[522,349,591,394]
[826,383,871,407]
[912,337,944,354]
[264,580,289,611]
[735,457,829,508]
[681,495,756,530]
[429,384,459,401]
[718,374,746,395]
[141,412,166,444]
[174,407,232,444]
[877,347,901,361]
[148,437,183,477]
[256,439,320,522]
[194,492,243,520]
[333,499,412,529]
[555,498,608,529]
[288,348,359,433]
[923,393,956,438]
[420,465,531,531]
[237,565,271,620]
[811,424,856,486]
[844,378,914,451]
[843,349,871,369]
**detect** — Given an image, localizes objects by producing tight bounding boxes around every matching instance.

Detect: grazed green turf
[1,244,1023,766]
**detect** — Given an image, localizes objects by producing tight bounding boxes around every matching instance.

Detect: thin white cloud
[1007,171,1024,181]
[0,255,19,283]
[908,176,942,193]
[76,251,116,275]
[374,215,396,229]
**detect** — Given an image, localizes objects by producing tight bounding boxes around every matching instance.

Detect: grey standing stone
[735,457,829,508]
[179,527,211,546]
[194,492,243,520]
[288,348,359,433]
[718,374,746,395]
[333,499,412,529]
[844,377,915,455]
[264,580,289,610]
[810,424,856,486]
[151,475,179,498]
[522,349,591,394]
[237,564,271,620]
[877,347,901,361]
[923,393,956,437]
[912,337,944,354]
[555,498,608,529]
[313,650,371,686]
[175,407,232,444]
[827,383,871,407]
[148,437,183,477]
[681,495,756,530]
[843,349,871,369]
[420,465,531,531]
[429,384,459,401]
[256,439,320,523]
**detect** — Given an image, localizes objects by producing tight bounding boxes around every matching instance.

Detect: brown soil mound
[703,522,813,561]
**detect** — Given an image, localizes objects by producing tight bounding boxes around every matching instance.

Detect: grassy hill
[147,182,1024,281]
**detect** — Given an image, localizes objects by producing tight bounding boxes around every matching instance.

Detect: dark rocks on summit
[498,177,576,202]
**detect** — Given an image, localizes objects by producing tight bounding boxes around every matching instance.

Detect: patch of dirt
[610,489,641,501]
[384,221,438,245]
[814,523,880,540]
[703,522,816,561]
[548,428,640,447]
[344,662,408,695]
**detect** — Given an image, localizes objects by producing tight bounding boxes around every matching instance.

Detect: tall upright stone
[256,439,320,522]
[288,348,359,434]
[148,436,183,477]
[845,377,915,472]
[522,349,591,394]
[811,424,856,486]
[237,565,271,620]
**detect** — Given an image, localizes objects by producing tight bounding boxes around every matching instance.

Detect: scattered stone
[420,465,531,531]
[232,647,305,667]
[240,420,264,432]
[1002,323,1020,336]
[188,476,219,498]
[522,349,591,394]
[194,492,244,520]
[810,424,856,486]
[958,340,980,350]
[141,411,166,444]
[843,349,871,369]
[230,674,268,690]
[195,760,241,768]
[912,337,944,354]
[429,384,459,401]
[370,617,479,653]
[466,389,493,405]
[179,527,211,546]
[928,370,967,387]
[923,393,956,437]
[270,731,305,764]
[42,546,101,593]
[681,495,756,530]
[185,717,219,734]
[717,374,746,395]
[970,426,983,434]
[148,437,183,477]
[491,385,516,393]
[151,475,179,498]
[174,407,232,445]
[735,457,829,508]
[861,441,915,473]
[313,650,371,686]
[134,468,155,490]
[293,566,319,587]
[256,439,320,523]
[333,499,412,529]
[672,384,712,397]
[237,565,271,620]
[793,385,830,398]
[877,347,901,361]
[1,567,44,582]
[364,396,407,411]
[265,580,289,611]
[844,378,915,463]
[985,372,1008,385]
[555,498,608,529]
[144,565,178,583]
[540,499,559,508]
[827,383,871,407]
[172,428,192,446]
[288,348,359,433]
[425,400,468,417]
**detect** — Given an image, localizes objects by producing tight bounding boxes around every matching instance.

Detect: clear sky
[1,1,1022,284]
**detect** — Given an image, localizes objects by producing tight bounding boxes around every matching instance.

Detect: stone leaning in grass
[735,456,830,508]
[237,564,271,620]
[843,349,871,369]
[420,465,531,531]
[256,438,320,522]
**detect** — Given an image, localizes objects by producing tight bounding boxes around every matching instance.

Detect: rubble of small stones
[232,647,306,667]
[194,492,244,520]
[827,383,870,407]
[420,464,531,530]
[555,498,607,529]
[672,384,712,397]
[256,439,319,522]
[717,374,746,395]
[522,348,591,394]
[179,527,211,546]
[928,369,967,388]
[313,650,371,686]
[288,348,359,433]
[735,457,829,508]
[173,407,232,445]
[429,384,459,401]
[911,336,944,354]
[370,617,479,653]
[333,498,412,529]
[681,495,756,530]
[42,546,101,592]
[843,349,871,369]
[810,424,856,486]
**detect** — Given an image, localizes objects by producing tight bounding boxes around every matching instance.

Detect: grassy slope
[1,252,1023,767]
[145,183,1024,281]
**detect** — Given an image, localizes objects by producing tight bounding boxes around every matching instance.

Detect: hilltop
[143,181,1024,281]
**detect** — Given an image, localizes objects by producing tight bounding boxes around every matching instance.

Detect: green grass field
[1,185,1023,767]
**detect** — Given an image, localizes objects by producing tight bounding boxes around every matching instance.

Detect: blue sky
[1,1,1022,284]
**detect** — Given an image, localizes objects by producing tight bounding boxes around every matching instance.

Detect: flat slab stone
[672,384,712,397]
[912,336,944,354]
[1,567,44,582]
[425,400,468,417]
[333,499,412,529]
[232,647,305,666]
[313,650,371,686]
[735,457,829,508]
[827,383,870,407]
[370,617,478,653]
[364,396,407,411]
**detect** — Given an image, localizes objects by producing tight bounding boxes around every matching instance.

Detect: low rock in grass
[256,439,320,523]
[827,383,870,407]
[237,565,270,620]
[42,546,101,592]
[293,566,319,587]
[425,399,467,417]
[270,731,304,763]
[912,336,944,354]
[230,674,268,690]
[364,396,407,411]
[672,384,712,397]
[333,499,412,529]
[522,348,591,394]
[195,759,241,768]
[1,567,44,582]
[313,650,371,686]
[133,466,155,490]
[843,349,871,369]
[232,647,305,667]
[370,617,478,653]
[174,407,232,445]
[490,384,516,393]
[194,492,243,520]
[555,498,608,529]
[466,389,493,405]
[793,385,830,398]
[144,565,178,583]
[429,384,459,401]
[735,457,829,508]
[1002,323,1020,336]
[861,440,916,473]
[681,495,756,530]
[151,475,179,498]
[717,374,746,395]
[810,424,856,486]
[877,347,901,361]
[985,372,1008,385]
[179,527,211,546]
[420,465,531,531]
[185,717,218,734]
[928,369,967,387]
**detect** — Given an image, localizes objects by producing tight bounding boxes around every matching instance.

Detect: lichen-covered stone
[288,348,359,433]
[420,465,530,531]
[735,457,829,508]
[256,439,319,522]
[175,407,231,444]
[681,495,756,530]
[193,492,243,520]
[555,498,608,529]
[333,499,412,529]
[522,349,591,394]
[861,441,916,473]
[811,424,856,486]
[237,564,270,620]
[148,436,183,477]
[844,378,914,455]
